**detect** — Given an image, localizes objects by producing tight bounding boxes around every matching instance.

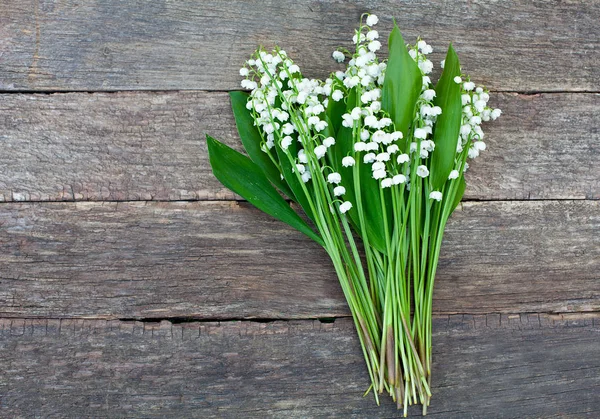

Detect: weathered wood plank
[0,91,237,202]
[1,92,598,202]
[0,314,598,418]
[0,1,598,92]
[0,200,598,319]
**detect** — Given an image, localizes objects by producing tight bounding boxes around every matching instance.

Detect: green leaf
[329,88,388,253]
[450,177,466,214]
[330,123,358,219]
[206,135,323,246]
[358,172,389,253]
[430,45,463,190]
[229,91,295,199]
[274,139,316,223]
[381,23,423,145]
[326,90,346,136]
[329,88,358,217]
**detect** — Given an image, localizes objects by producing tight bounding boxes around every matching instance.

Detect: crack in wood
[2,311,599,329]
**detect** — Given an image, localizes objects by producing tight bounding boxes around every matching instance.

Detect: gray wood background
[0,1,598,417]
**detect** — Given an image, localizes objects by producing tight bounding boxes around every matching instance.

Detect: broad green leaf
[326,90,346,135]
[430,45,463,190]
[381,23,422,145]
[329,88,358,216]
[450,177,466,214]
[274,139,316,223]
[358,171,390,253]
[330,88,388,253]
[330,123,358,220]
[229,91,295,199]
[206,135,323,246]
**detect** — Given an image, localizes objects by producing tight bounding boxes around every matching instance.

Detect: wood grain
[0,1,598,92]
[1,200,598,319]
[0,314,598,418]
[1,92,598,202]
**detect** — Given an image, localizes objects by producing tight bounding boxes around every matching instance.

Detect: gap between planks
[0,197,598,204]
[1,312,598,326]
[1,89,599,95]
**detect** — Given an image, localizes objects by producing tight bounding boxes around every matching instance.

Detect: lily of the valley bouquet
[207,14,500,415]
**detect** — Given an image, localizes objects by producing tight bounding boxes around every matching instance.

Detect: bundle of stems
[207,14,500,416]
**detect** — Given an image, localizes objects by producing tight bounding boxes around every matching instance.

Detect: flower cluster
[332,18,414,190]
[457,80,501,161]
[240,46,356,212]
[241,50,330,153]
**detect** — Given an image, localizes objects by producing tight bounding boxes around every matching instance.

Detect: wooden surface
[1,1,599,417]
